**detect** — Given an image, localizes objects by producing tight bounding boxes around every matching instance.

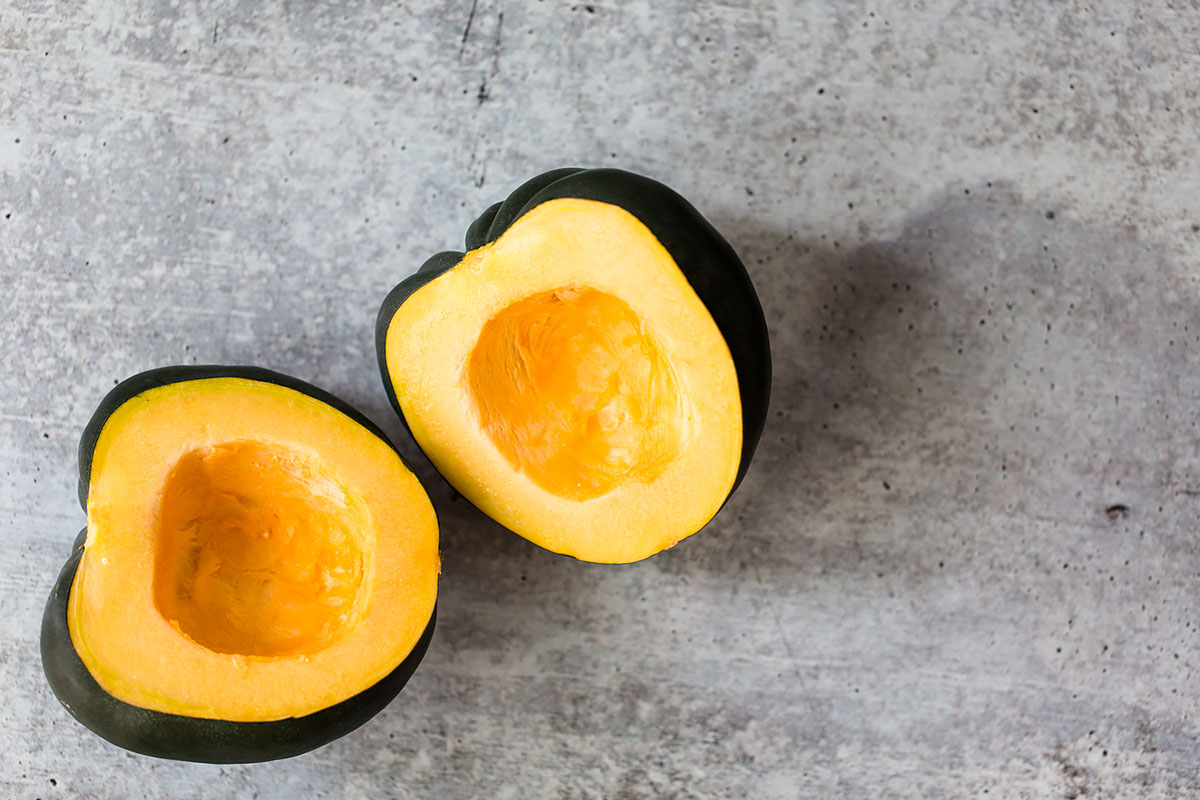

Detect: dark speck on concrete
[1105,504,1130,520]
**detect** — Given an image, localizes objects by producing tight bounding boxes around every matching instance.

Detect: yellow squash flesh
[386,198,741,563]
[68,378,439,721]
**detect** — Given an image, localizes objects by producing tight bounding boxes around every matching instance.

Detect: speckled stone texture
[2,1,1198,797]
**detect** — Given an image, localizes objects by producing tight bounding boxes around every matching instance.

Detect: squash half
[41,366,439,762]
[377,168,770,563]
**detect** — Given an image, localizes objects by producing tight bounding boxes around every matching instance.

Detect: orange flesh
[153,441,370,658]
[466,286,683,501]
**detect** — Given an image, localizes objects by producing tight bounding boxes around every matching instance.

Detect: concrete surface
[2,1,1199,797]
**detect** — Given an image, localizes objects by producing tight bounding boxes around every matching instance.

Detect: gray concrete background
[2,1,1198,797]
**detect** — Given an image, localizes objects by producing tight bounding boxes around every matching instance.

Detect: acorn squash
[377,168,770,563]
[40,366,439,762]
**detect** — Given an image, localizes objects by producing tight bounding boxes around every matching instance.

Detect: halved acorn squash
[377,168,770,563]
[40,366,439,762]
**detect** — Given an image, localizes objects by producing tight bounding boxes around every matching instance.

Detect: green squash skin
[44,366,437,763]
[376,167,772,511]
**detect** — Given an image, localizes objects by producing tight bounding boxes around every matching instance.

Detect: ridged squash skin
[377,168,771,562]
[41,366,437,763]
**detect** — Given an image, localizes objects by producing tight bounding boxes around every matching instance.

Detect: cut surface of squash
[385,198,741,563]
[68,377,439,722]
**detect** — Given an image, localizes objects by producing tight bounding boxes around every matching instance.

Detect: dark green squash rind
[49,366,437,763]
[464,202,502,253]
[376,167,771,499]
